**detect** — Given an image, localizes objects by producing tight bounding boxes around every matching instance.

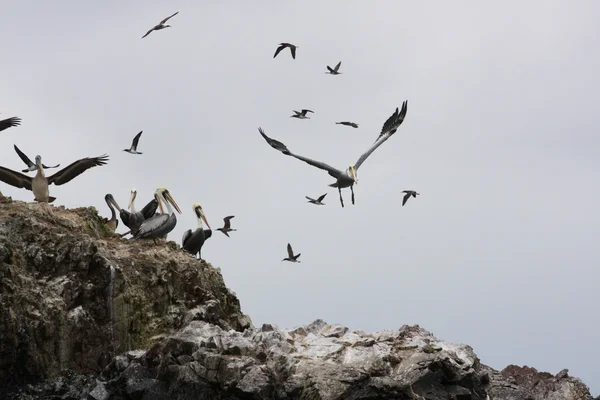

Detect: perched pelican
[259,101,408,207]
[0,116,21,132]
[336,121,359,128]
[273,43,297,59]
[142,11,179,39]
[306,193,327,205]
[13,145,60,173]
[401,190,419,206]
[291,109,313,120]
[216,216,236,237]
[282,243,301,263]
[0,154,109,203]
[182,203,212,259]
[119,190,159,236]
[103,194,120,232]
[132,187,181,241]
[326,61,342,75]
[124,131,144,154]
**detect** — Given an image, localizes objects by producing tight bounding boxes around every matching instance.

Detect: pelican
[282,243,301,263]
[216,216,236,238]
[13,145,60,173]
[0,116,21,132]
[401,190,419,206]
[117,190,159,236]
[306,193,327,205]
[291,109,313,119]
[182,203,212,259]
[273,42,297,59]
[142,11,179,39]
[132,187,181,241]
[326,61,342,75]
[124,131,144,154]
[336,121,359,128]
[0,154,109,203]
[259,101,408,207]
[103,194,120,232]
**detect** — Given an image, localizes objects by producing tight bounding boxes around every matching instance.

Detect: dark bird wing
[142,28,155,39]
[273,44,286,58]
[354,101,408,171]
[13,144,34,168]
[160,11,179,24]
[182,229,192,247]
[317,193,327,202]
[0,166,33,190]
[223,216,234,230]
[334,61,341,72]
[47,154,109,186]
[287,243,294,258]
[302,109,314,114]
[402,192,410,206]
[305,196,316,202]
[290,45,296,59]
[140,197,159,219]
[0,117,22,132]
[131,131,143,150]
[258,127,290,153]
[327,65,334,73]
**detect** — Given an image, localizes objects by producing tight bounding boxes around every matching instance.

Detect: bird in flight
[273,43,298,59]
[402,190,419,206]
[336,121,359,128]
[142,11,179,39]
[13,145,60,173]
[306,193,327,205]
[216,216,237,237]
[290,109,313,119]
[124,131,144,154]
[326,61,342,75]
[0,116,21,133]
[282,243,301,263]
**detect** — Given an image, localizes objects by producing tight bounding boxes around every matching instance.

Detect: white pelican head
[155,187,182,214]
[192,203,211,230]
[348,164,358,184]
[128,188,137,210]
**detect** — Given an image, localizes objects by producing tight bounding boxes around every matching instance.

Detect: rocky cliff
[0,196,595,400]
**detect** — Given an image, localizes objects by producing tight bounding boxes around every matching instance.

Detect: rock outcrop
[0,198,595,399]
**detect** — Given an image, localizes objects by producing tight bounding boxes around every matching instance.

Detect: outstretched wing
[290,45,296,59]
[354,101,408,171]
[47,154,109,186]
[0,117,21,132]
[305,196,316,202]
[317,193,327,202]
[140,197,159,219]
[13,144,34,168]
[273,44,285,58]
[142,28,155,39]
[223,216,234,229]
[160,11,179,25]
[131,131,143,149]
[334,61,341,72]
[402,192,410,206]
[0,166,32,190]
[302,109,314,114]
[287,243,294,258]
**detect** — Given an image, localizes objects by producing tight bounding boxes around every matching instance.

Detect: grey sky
[1,0,599,393]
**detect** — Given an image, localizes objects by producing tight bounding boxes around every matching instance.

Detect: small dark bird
[326,61,342,75]
[273,43,297,59]
[142,11,179,39]
[14,145,60,173]
[291,109,313,119]
[217,216,236,237]
[336,121,359,128]
[306,193,327,205]
[402,190,419,206]
[282,243,301,263]
[124,131,144,154]
[0,116,21,132]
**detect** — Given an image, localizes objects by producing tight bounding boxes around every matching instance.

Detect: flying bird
[182,203,212,260]
[118,189,159,236]
[132,187,182,241]
[142,11,179,39]
[273,43,297,59]
[0,116,21,132]
[216,216,236,237]
[0,154,109,203]
[336,122,359,128]
[290,109,313,119]
[124,131,144,154]
[401,190,419,206]
[259,101,408,207]
[326,61,342,75]
[282,243,301,263]
[103,194,120,232]
[13,145,60,173]
[306,193,327,205]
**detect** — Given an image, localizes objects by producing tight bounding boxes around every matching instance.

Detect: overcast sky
[1,0,599,393]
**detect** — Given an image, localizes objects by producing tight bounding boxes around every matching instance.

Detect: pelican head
[128,188,137,210]
[193,203,211,230]
[105,194,121,211]
[348,164,358,184]
[155,186,182,214]
[35,155,42,166]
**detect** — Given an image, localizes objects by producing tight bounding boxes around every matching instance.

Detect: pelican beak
[163,191,182,214]
[127,191,136,210]
[108,196,122,211]
[350,165,358,184]
[157,195,165,214]
[200,209,211,230]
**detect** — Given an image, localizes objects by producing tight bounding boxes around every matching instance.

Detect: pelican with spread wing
[259,101,408,207]
[132,187,181,241]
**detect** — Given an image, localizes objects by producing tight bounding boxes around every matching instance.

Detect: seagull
[142,11,179,39]
[124,131,143,154]
[216,216,236,237]
[326,61,342,75]
[402,190,419,206]
[282,243,301,263]
[0,116,21,132]
[336,122,359,128]
[291,109,313,119]
[306,193,327,205]
[13,145,60,173]
[273,43,297,59]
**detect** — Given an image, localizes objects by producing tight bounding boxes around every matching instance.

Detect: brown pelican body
[13,145,60,173]
[326,61,342,75]
[216,216,236,237]
[306,193,326,205]
[336,121,359,128]
[103,194,120,232]
[142,11,179,39]
[402,190,419,206]
[182,203,212,259]
[273,42,297,59]
[282,243,301,263]
[291,109,313,119]
[0,116,21,132]
[132,187,181,241]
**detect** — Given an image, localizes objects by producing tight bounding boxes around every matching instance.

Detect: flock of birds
[0,10,420,263]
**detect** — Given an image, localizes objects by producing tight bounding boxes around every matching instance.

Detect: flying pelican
[273,43,297,59]
[142,11,179,39]
[119,190,159,236]
[0,154,109,203]
[291,109,313,119]
[401,190,419,206]
[336,121,359,128]
[182,203,212,259]
[216,216,236,237]
[306,193,327,205]
[124,131,144,154]
[0,116,21,132]
[259,101,408,207]
[282,243,301,263]
[326,61,342,75]
[13,145,60,173]
[103,194,120,232]
[132,187,181,241]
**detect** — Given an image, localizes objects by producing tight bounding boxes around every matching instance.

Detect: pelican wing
[0,117,21,132]
[13,145,34,168]
[287,243,294,258]
[354,101,408,171]
[140,198,159,220]
[182,228,192,247]
[134,214,169,239]
[47,155,109,186]
[160,11,179,25]
[0,166,32,190]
